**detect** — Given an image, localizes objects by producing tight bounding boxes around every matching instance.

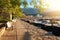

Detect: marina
[20,17,60,36]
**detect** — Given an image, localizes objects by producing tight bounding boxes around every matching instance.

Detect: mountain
[22,8,39,16]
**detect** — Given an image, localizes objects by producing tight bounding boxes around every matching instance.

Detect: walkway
[0,19,60,40]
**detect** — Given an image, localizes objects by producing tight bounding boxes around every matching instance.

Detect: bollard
[6,21,13,30]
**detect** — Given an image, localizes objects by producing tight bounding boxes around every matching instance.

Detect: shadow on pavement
[23,32,31,40]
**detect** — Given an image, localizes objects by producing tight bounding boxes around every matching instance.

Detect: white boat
[33,20,42,24]
[33,19,60,27]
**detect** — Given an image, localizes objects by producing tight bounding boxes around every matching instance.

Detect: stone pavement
[0,19,60,40]
[0,27,5,38]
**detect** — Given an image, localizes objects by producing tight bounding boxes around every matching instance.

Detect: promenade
[0,19,60,40]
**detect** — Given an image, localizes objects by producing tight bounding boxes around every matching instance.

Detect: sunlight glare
[45,0,60,11]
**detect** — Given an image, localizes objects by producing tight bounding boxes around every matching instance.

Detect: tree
[0,0,28,21]
[30,0,38,8]
[20,0,28,8]
[30,0,49,13]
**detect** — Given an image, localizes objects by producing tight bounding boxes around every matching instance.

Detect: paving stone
[1,19,60,40]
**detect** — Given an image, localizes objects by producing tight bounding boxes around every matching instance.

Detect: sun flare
[44,0,60,11]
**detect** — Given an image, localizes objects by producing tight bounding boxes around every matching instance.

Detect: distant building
[36,14,43,17]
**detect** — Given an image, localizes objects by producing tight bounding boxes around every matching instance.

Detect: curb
[0,27,5,38]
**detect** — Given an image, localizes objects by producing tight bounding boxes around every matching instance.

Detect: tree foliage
[30,0,49,13]
[20,0,28,8]
[30,0,38,8]
[0,0,28,21]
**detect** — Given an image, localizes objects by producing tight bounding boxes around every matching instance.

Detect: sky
[26,0,34,8]
[26,0,39,8]
[20,0,34,8]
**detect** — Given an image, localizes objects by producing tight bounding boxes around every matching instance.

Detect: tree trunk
[10,13,12,21]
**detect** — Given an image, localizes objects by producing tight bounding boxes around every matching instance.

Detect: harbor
[0,0,60,40]
[21,17,60,36]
